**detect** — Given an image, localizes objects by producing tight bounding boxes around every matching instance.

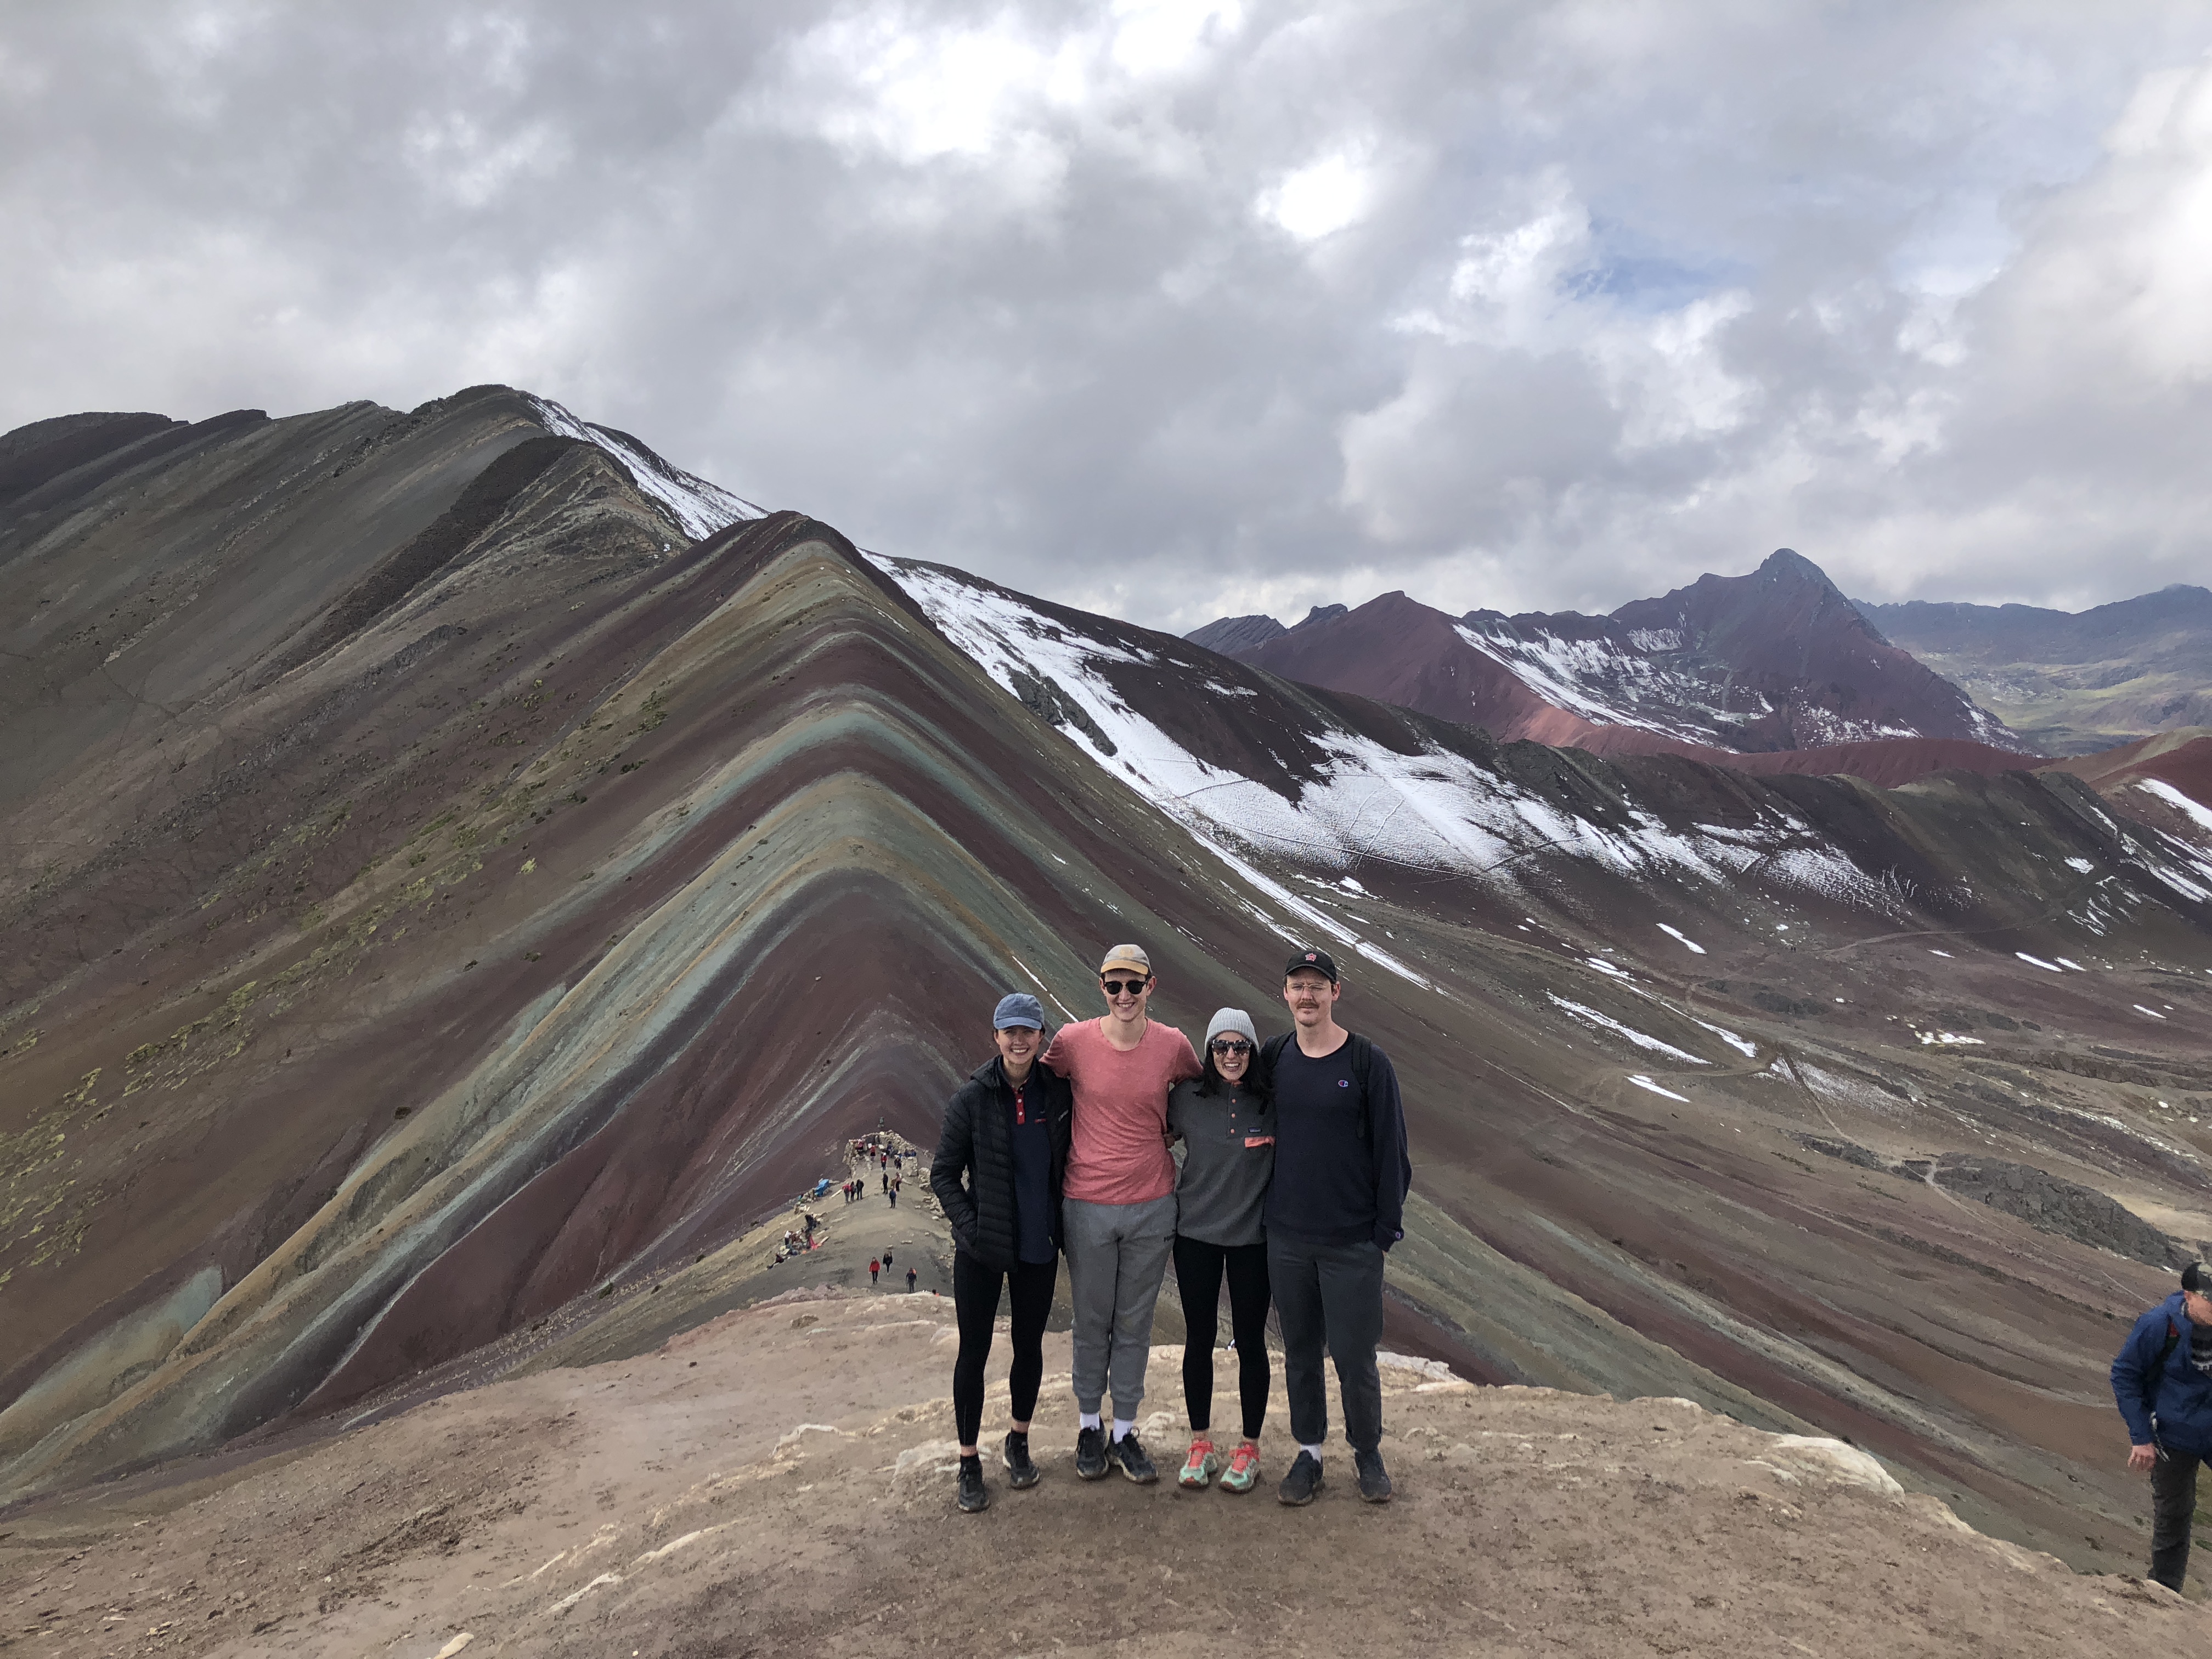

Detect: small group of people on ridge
[930,941,1411,1514]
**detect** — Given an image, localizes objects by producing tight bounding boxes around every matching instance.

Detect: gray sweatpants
[1063,1193,1177,1419]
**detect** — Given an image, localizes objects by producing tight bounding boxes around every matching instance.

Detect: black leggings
[952,1250,1058,1448]
[1173,1234,1272,1440]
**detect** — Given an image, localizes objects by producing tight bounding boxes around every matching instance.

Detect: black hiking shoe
[1003,1432,1040,1489]
[1108,1430,1159,1484]
[1075,1425,1109,1481]
[1278,1449,1323,1506]
[957,1457,990,1514]
[1355,1448,1393,1504]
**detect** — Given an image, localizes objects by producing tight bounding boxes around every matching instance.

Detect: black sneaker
[1108,1430,1159,1484]
[1003,1432,1041,1489]
[1355,1448,1393,1504]
[1278,1449,1323,1506]
[957,1457,990,1514]
[1075,1425,1109,1481]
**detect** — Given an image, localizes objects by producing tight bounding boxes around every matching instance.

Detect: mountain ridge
[3,391,2212,1588]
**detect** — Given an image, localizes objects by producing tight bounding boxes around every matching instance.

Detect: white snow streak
[531,397,764,542]
[1547,994,1709,1064]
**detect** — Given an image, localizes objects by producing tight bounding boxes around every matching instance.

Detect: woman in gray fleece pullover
[1166,1007,1276,1493]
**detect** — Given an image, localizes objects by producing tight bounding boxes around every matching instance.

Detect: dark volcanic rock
[1933,1155,2185,1268]
[1792,1134,1883,1170]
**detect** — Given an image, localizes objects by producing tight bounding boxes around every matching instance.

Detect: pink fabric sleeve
[1170,1028,1201,1083]
[1042,1023,1076,1076]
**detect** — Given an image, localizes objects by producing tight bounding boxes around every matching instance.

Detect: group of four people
[930,942,1412,1513]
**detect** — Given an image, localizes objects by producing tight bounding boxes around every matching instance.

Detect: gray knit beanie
[1205,1007,1259,1047]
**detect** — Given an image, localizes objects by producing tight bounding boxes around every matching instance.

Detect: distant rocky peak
[1184,612,1287,654]
[1296,602,1350,629]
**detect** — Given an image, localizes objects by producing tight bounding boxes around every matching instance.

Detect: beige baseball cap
[1097,943,1152,977]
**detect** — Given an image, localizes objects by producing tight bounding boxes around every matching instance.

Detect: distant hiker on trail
[870,1257,881,1285]
[1262,949,1411,1508]
[883,1250,893,1270]
[931,991,1073,1515]
[2113,1261,2212,1590]
[882,1170,890,1193]
[906,1266,918,1292]
[1043,943,1202,1486]
[889,1182,898,1210]
[1167,1007,1276,1494]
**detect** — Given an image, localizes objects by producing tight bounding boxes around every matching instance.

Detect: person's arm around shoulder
[930,1080,982,1249]
[1166,1075,1198,1142]
[1169,1026,1203,1085]
[1367,1045,1410,1253]
[1041,1022,1080,1081]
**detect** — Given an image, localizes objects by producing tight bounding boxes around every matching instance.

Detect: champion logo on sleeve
[1336,1079,1350,1088]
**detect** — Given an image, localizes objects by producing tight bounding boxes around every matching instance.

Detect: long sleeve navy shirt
[1263,1032,1410,1250]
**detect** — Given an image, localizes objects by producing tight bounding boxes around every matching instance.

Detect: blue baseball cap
[993,992,1046,1030]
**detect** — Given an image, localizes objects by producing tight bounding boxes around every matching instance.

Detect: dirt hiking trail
[5,1284,2209,1658]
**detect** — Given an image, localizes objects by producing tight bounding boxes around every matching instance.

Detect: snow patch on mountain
[531,398,765,543]
[1547,994,1709,1064]
[873,557,1917,931]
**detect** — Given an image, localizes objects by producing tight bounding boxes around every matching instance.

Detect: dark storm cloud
[6,2,2212,631]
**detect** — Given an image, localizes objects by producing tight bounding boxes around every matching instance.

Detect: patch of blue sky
[1561,233,1746,314]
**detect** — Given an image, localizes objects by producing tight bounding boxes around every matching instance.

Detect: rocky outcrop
[1931,1156,2190,1269]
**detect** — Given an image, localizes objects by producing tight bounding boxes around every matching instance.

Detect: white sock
[1078,1411,1102,1431]
[1301,1442,1324,1465]
[1113,1418,1136,1442]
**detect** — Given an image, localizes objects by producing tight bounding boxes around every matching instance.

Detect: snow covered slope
[530,397,765,542]
[874,556,2063,927]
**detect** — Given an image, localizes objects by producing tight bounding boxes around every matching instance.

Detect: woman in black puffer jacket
[929,994,1073,1514]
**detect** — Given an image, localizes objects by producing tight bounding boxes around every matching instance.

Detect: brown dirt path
[4,1286,2208,1658]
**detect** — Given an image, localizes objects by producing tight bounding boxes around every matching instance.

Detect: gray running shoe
[1075,1425,1110,1481]
[1278,1449,1323,1506]
[1355,1448,1393,1504]
[957,1459,990,1513]
[1003,1432,1041,1489]
[1108,1430,1159,1484]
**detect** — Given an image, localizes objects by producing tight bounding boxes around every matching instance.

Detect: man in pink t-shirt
[1042,942,1201,1485]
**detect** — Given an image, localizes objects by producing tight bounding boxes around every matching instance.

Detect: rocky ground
[4,1278,2207,1658]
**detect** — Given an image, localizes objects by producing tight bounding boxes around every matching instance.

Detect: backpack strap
[1346,1033,1374,1141]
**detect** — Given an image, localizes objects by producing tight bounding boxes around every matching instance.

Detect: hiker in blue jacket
[2112,1261,2212,1591]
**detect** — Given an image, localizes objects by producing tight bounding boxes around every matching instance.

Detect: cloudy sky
[8,2,2212,631]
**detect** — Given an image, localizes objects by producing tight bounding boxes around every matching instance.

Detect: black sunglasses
[1208,1039,1252,1056]
[1101,977,1150,996]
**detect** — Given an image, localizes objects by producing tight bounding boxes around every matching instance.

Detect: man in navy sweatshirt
[2112,1261,2212,1590]
[1261,948,1412,1508]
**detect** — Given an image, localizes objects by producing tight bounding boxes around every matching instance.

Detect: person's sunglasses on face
[1207,1039,1252,1057]
[1102,977,1150,996]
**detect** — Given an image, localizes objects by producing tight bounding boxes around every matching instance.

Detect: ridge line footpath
[2,1279,2203,1655]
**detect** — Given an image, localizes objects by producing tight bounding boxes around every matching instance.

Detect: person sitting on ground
[930,992,1074,1514]
[1261,949,1412,1508]
[1167,1008,1277,1494]
[1043,943,1203,1486]
[2113,1261,2212,1592]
